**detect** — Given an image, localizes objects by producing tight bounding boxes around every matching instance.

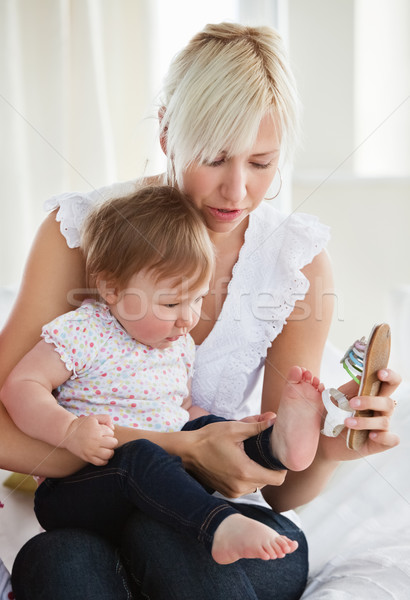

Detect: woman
[2,23,400,599]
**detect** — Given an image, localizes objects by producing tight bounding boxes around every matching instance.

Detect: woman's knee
[12,529,132,600]
[120,511,305,600]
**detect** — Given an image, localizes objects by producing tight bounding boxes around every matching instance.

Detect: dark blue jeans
[13,417,307,599]
[12,528,134,600]
[34,415,284,552]
[12,509,308,600]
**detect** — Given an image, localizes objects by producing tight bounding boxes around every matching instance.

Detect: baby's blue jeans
[34,415,284,551]
[14,417,307,599]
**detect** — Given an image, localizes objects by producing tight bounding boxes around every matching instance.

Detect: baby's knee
[121,438,177,465]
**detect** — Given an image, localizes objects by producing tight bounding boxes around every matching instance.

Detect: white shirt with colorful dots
[41,300,194,432]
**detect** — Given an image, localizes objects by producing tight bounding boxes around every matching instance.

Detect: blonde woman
[2,23,400,600]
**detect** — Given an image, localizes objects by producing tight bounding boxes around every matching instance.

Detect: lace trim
[192,203,330,419]
[44,180,139,249]
[42,330,78,378]
[40,300,107,378]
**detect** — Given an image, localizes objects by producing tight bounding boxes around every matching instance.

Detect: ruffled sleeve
[41,301,104,378]
[44,179,139,248]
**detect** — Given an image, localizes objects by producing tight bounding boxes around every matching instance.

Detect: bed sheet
[301,381,410,599]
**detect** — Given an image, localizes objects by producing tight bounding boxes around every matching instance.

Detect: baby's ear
[96,274,119,304]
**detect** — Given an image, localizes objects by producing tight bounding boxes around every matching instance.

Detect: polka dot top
[41,300,194,432]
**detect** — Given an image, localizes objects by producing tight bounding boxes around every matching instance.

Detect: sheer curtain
[288,0,410,352]
[1,0,159,286]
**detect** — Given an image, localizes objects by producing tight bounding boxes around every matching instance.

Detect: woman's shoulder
[250,201,330,267]
[44,176,165,249]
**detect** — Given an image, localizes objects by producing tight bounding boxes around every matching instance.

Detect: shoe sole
[346,323,391,450]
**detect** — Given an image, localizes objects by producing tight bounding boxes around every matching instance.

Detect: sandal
[321,323,391,450]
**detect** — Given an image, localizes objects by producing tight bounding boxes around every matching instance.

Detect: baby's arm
[183,379,210,420]
[1,340,117,465]
[188,404,210,419]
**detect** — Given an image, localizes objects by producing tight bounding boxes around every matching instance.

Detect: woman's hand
[240,411,276,424]
[182,418,286,498]
[319,368,401,462]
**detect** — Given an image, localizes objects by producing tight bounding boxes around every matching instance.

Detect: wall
[292,176,410,365]
[288,0,410,362]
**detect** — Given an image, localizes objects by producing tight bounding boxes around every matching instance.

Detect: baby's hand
[63,415,118,465]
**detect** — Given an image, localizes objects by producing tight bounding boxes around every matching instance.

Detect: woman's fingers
[240,411,276,424]
[349,394,397,415]
[345,413,391,432]
[338,368,401,402]
[368,430,400,448]
[221,454,286,497]
[377,368,402,396]
[237,418,276,436]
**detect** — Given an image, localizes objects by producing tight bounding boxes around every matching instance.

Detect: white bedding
[1,287,409,597]
[301,380,410,599]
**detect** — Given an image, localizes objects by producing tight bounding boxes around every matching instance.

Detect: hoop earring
[166,158,177,187]
[265,168,282,201]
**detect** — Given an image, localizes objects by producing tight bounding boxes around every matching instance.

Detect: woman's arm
[261,250,334,422]
[0,211,87,391]
[0,402,85,477]
[2,341,79,444]
[0,211,90,474]
[259,249,336,509]
[260,250,400,511]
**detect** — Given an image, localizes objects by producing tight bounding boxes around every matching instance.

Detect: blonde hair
[160,22,300,186]
[81,185,214,292]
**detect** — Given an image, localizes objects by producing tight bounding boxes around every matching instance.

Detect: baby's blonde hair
[81,185,214,292]
[160,22,300,186]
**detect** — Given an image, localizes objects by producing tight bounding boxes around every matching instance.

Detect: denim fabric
[183,415,286,470]
[12,529,134,600]
[16,415,307,600]
[34,437,237,552]
[121,506,308,600]
[35,414,285,555]
[243,426,286,470]
[12,509,308,600]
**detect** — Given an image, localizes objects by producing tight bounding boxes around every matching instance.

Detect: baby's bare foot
[271,366,324,471]
[211,513,298,564]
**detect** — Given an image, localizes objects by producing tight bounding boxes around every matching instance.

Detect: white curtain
[0,0,160,286]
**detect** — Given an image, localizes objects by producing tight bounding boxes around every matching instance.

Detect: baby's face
[108,269,210,349]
